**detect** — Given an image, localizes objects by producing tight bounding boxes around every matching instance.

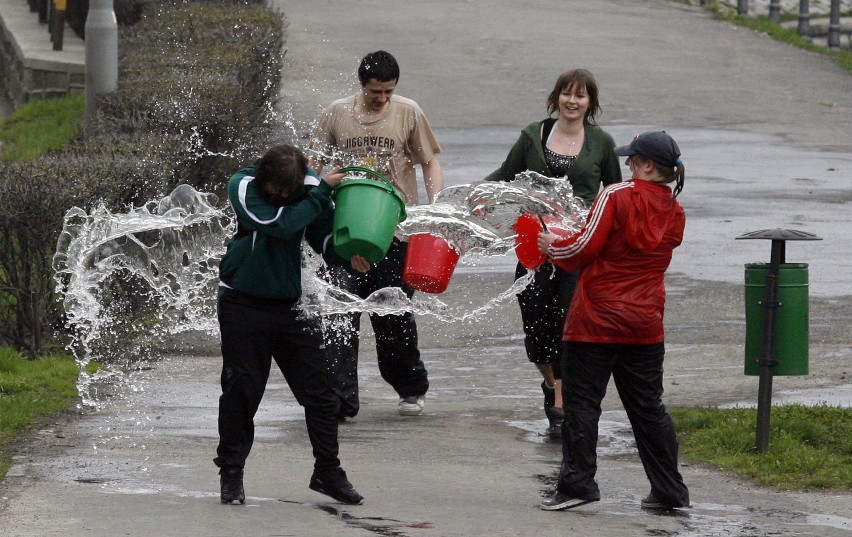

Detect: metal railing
[725,0,846,50]
[22,0,851,53]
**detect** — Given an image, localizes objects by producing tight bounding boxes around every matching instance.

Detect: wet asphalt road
[2,0,851,536]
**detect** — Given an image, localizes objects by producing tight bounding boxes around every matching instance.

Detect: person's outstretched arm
[421,158,444,203]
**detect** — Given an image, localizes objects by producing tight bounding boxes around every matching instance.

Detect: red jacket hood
[623,179,683,252]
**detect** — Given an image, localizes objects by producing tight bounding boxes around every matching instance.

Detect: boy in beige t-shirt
[309,50,443,418]
[310,90,441,205]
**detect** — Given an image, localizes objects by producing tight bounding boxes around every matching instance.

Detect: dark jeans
[557,341,689,506]
[214,289,341,472]
[515,262,577,379]
[321,239,429,417]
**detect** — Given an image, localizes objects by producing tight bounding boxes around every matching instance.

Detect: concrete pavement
[274,0,852,150]
[1,271,850,536]
[1,0,851,536]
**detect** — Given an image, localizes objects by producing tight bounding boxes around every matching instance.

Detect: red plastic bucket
[514,213,576,269]
[403,233,460,294]
[513,213,547,269]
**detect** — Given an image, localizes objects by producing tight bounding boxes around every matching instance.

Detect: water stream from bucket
[53,138,586,408]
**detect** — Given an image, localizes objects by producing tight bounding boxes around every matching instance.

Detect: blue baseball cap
[614,131,681,169]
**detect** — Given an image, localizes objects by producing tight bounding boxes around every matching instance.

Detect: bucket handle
[339,165,393,185]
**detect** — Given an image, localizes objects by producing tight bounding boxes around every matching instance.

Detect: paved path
[1,1,851,536]
[276,0,852,299]
[275,0,851,150]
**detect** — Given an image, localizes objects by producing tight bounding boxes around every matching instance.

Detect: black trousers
[214,289,341,472]
[557,341,689,506]
[515,262,577,379]
[321,239,429,417]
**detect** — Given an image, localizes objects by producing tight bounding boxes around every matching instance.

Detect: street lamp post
[84,0,117,124]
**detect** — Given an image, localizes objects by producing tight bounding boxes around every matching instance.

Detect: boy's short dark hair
[358,50,400,86]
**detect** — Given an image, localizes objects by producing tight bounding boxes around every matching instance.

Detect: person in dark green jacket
[214,144,369,506]
[485,69,622,438]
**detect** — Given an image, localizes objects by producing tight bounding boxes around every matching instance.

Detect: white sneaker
[398,395,425,416]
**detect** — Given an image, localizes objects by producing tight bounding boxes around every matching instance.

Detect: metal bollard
[738,0,749,15]
[827,0,841,49]
[51,0,67,51]
[798,0,811,38]
[769,0,781,22]
[38,0,48,24]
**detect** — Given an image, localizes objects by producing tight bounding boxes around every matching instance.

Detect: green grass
[705,2,852,74]
[672,405,852,490]
[0,92,85,161]
[0,346,87,480]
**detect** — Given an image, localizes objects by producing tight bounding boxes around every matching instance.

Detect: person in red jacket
[536,131,690,511]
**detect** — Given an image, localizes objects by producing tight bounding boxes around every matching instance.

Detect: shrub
[98,1,284,200]
[0,0,285,355]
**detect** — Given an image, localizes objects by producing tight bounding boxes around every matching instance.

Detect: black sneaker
[220,467,245,504]
[309,468,364,505]
[539,490,600,511]
[641,493,687,510]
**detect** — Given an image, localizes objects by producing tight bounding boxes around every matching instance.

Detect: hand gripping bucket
[403,233,460,294]
[332,167,407,264]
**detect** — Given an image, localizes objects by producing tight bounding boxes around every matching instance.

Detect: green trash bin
[744,262,809,376]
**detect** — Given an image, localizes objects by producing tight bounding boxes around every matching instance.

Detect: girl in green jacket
[486,69,622,438]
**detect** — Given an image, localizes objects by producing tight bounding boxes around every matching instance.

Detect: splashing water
[400,171,587,256]
[298,251,536,323]
[52,173,587,406]
[53,185,234,406]
[434,171,587,238]
[296,170,587,319]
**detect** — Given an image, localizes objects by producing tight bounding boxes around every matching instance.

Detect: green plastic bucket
[332,167,406,264]
[744,262,809,376]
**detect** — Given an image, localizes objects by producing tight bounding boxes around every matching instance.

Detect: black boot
[541,381,563,438]
[220,467,245,504]
[309,467,364,505]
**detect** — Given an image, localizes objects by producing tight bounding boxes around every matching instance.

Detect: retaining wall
[0,1,85,108]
